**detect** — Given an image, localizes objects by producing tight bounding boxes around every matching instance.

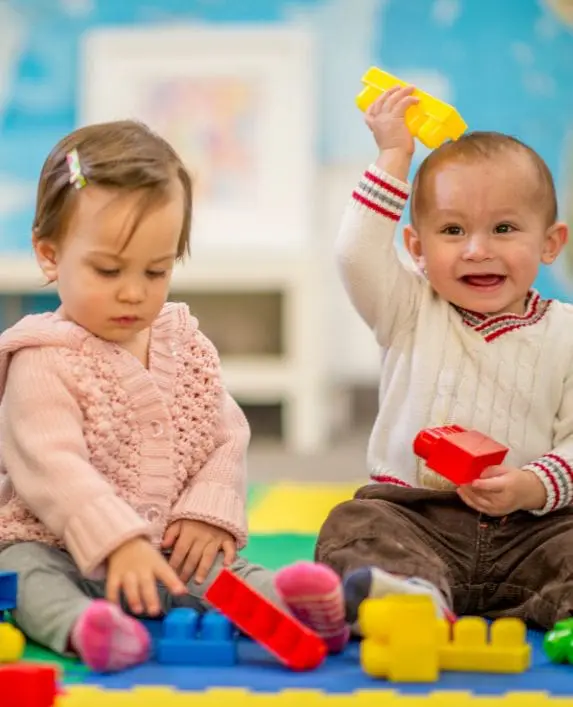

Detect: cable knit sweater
[340,164,573,515]
[0,303,249,577]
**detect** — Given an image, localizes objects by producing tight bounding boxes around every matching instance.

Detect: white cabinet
[0,254,331,453]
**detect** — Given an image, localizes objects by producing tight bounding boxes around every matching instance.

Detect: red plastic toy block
[413,425,508,485]
[204,568,327,671]
[0,664,58,707]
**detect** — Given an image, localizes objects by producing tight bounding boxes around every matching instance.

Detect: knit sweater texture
[340,164,573,515]
[0,303,249,577]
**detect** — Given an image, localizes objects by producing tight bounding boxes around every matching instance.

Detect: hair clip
[66,148,86,189]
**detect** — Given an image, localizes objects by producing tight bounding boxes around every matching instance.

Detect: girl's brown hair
[32,120,192,258]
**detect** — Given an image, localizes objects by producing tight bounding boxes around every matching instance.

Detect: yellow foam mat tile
[248,483,360,534]
[58,687,573,706]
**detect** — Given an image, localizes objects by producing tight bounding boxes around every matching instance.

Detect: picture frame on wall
[80,25,315,256]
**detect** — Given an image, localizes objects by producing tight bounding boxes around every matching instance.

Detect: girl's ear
[33,231,59,282]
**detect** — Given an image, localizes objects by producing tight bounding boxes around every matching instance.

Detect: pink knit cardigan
[0,303,249,577]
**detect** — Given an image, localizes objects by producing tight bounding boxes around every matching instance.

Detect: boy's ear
[541,221,568,265]
[32,231,59,282]
[403,224,426,272]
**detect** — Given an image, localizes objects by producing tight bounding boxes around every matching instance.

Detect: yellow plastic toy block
[56,687,573,706]
[359,594,444,681]
[440,616,530,673]
[356,67,467,149]
[0,623,25,662]
[358,595,530,680]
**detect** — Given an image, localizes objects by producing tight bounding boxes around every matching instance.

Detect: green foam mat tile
[241,533,316,569]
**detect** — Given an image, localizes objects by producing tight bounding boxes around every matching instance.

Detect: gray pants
[0,541,282,655]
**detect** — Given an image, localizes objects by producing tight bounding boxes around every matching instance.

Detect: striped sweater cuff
[370,473,411,488]
[352,164,410,222]
[523,454,573,514]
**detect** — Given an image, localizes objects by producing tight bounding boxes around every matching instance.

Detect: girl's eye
[441,225,463,236]
[147,271,167,278]
[495,223,515,234]
[96,268,119,277]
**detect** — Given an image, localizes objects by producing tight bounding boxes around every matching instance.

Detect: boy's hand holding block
[413,425,509,485]
[356,67,467,149]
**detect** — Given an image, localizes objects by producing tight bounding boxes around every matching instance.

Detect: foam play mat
[15,483,573,702]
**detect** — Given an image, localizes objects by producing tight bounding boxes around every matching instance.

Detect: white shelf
[0,257,47,293]
[0,256,312,293]
[0,255,330,453]
[221,356,295,401]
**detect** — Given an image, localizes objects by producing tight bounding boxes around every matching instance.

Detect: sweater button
[151,420,163,437]
[146,506,160,522]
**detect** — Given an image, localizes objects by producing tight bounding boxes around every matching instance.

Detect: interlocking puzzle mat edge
[59,686,573,706]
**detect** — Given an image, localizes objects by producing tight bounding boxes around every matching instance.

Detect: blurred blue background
[0,0,572,377]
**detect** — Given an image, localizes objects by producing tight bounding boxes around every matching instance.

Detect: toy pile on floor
[3,566,573,706]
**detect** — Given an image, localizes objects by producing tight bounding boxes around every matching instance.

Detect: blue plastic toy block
[156,608,237,666]
[0,572,17,614]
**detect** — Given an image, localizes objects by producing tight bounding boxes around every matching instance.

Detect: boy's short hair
[410,131,558,228]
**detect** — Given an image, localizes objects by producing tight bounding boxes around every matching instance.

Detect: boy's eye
[96,268,119,277]
[494,223,515,234]
[441,225,463,236]
[147,270,167,278]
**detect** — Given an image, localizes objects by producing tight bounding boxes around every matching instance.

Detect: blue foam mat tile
[81,630,573,695]
[0,571,17,611]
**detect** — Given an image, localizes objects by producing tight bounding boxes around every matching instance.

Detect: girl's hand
[106,537,188,616]
[162,519,237,584]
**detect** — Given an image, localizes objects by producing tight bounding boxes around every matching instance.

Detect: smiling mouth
[460,274,507,288]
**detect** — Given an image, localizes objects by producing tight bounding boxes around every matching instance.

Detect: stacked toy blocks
[205,568,327,670]
[156,607,237,666]
[360,594,442,681]
[359,595,530,681]
[356,67,467,149]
